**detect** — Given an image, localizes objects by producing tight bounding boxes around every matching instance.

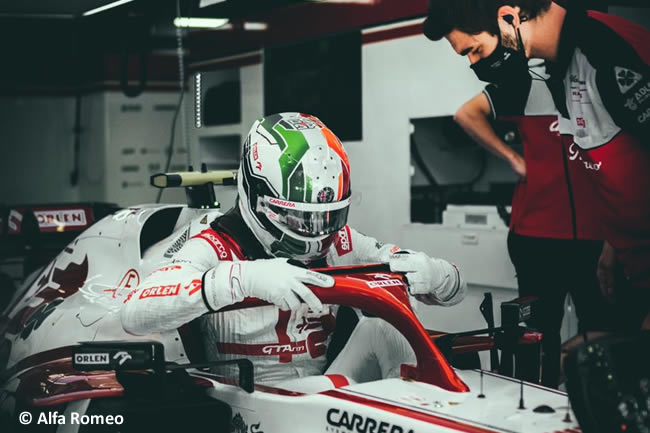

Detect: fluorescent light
[174,17,229,29]
[83,0,135,16]
[200,0,228,7]
[313,0,377,3]
[243,22,268,31]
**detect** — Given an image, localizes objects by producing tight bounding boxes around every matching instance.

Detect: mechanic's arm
[349,228,467,306]
[121,237,333,335]
[455,92,526,177]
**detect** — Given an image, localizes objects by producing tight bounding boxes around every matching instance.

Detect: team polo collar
[546,2,588,80]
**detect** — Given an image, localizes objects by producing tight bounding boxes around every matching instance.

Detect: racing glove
[386,251,466,307]
[202,258,334,313]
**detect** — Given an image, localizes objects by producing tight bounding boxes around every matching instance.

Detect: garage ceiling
[0,0,307,19]
[0,0,117,17]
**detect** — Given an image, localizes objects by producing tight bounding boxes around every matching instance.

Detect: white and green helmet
[237,112,352,262]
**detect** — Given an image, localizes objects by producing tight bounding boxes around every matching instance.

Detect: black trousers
[507,232,643,388]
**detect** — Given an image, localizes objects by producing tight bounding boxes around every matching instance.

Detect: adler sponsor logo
[633,82,650,103]
[139,283,181,299]
[367,279,402,289]
[269,198,296,208]
[74,353,109,365]
[326,409,414,433]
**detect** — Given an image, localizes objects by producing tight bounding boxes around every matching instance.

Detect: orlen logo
[74,353,109,365]
[268,198,296,208]
[139,283,181,299]
[34,209,87,229]
[203,232,229,259]
[367,279,402,289]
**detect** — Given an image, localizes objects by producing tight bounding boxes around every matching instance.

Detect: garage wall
[0,92,192,207]
[350,31,531,338]
[346,31,485,243]
[0,97,80,205]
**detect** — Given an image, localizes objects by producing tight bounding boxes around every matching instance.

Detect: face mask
[471,26,528,85]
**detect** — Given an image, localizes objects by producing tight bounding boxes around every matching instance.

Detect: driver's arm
[121,232,332,335]
[120,236,226,335]
[346,228,467,306]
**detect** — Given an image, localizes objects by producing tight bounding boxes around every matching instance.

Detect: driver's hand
[386,251,466,306]
[228,258,333,312]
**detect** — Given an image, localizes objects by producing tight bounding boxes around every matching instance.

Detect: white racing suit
[121,209,465,385]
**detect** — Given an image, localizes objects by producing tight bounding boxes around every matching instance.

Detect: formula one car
[0,170,618,432]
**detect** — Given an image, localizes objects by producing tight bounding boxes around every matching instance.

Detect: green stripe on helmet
[305,175,313,202]
[260,115,286,151]
[275,127,311,198]
[288,164,305,202]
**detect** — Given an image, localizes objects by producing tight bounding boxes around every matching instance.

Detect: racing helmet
[238,112,351,262]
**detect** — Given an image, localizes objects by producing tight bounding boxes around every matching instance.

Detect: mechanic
[456,70,623,388]
[121,112,467,387]
[424,0,650,329]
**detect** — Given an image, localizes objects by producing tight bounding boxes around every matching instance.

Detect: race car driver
[423,0,650,329]
[121,112,467,386]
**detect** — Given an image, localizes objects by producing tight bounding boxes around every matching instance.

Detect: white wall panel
[346,35,485,245]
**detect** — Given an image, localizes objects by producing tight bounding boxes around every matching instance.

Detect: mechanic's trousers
[507,232,645,388]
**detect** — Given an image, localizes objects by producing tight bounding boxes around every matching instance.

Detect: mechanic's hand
[386,251,466,306]
[597,241,616,303]
[509,153,527,179]
[237,258,333,312]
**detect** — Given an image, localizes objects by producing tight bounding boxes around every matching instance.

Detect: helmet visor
[257,196,350,238]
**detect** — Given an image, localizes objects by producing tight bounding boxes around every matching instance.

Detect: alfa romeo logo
[317,187,335,203]
[618,69,637,87]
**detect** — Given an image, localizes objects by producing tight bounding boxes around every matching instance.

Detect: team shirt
[486,5,650,287]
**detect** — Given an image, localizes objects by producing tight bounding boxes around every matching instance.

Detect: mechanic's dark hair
[423,0,552,40]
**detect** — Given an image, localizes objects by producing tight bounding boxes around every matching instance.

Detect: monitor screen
[264,31,362,141]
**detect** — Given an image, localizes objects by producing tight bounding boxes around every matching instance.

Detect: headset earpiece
[503,15,515,25]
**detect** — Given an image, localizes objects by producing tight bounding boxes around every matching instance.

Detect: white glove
[203,258,334,313]
[386,251,466,306]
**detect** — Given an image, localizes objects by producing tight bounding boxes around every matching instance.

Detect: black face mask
[471,26,529,85]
